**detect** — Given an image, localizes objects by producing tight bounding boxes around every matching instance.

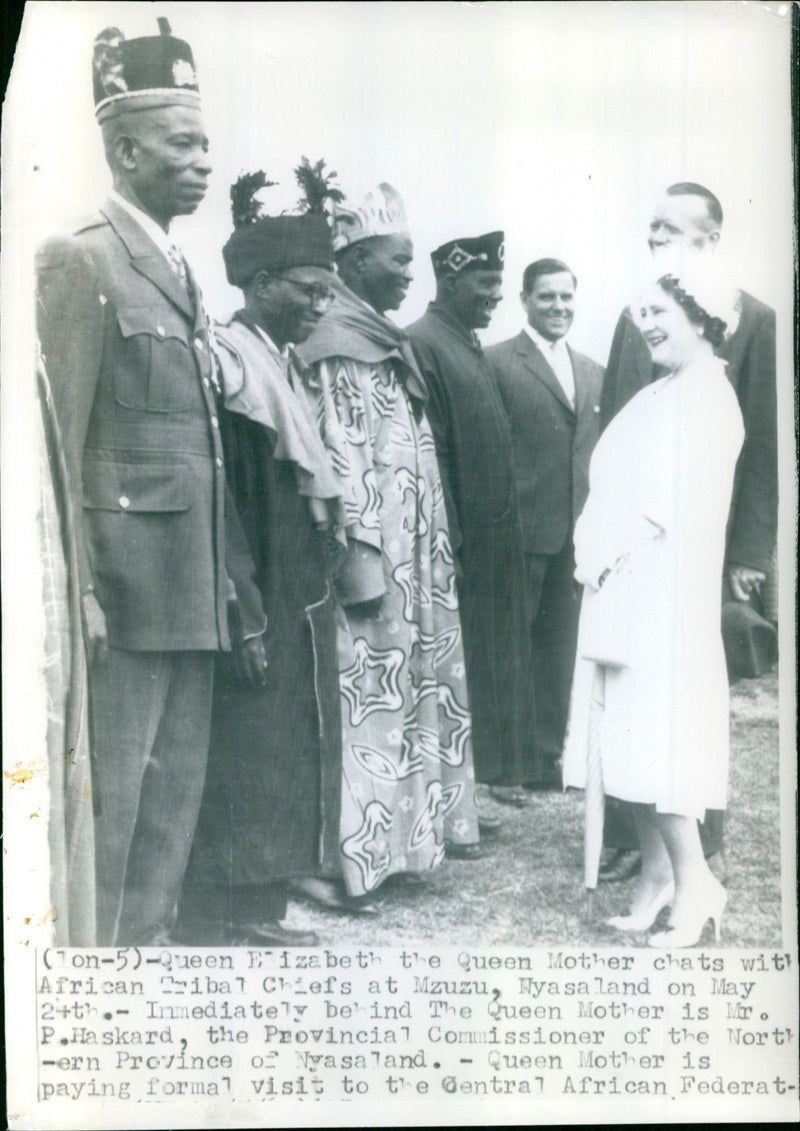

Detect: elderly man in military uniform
[36,21,264,945]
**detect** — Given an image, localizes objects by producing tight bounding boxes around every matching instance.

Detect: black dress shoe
[232,922,320,946]
[598,848,642,884]
[445,842,484,861]
[288,878,380,916]
[489,785,531,808]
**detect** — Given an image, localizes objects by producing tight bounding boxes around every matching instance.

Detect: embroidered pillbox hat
[431,231,505,275]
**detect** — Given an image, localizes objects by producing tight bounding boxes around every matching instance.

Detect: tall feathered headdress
[229,170,278,229]
[223,166,334,286]
[294,157,345,217]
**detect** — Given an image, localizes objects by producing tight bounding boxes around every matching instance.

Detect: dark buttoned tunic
[406,304,532,785]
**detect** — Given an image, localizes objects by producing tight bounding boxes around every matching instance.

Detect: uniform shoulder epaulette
[36,221,103,271]
[72,211,109,235]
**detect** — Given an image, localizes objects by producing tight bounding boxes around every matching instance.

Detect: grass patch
[286,670,782,948]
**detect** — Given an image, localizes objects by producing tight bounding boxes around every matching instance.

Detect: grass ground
[286,669,783,949]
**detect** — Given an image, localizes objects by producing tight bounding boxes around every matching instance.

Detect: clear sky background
[6,0,795,364]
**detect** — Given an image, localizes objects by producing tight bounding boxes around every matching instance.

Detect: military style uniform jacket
[36,197,258,651]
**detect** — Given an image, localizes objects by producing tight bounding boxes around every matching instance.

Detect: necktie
[549,342,575,407]
[167,246,219,393]
[167,243,189,290]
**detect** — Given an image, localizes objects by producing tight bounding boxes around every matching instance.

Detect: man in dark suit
[597,182,777,882]
[36,21,265,945]
[487,259,604,788]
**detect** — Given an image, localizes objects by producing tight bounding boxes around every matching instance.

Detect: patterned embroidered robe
[299,294,479,897]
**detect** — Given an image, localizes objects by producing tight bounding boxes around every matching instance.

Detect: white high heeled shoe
[606,881,675,932]
[649,876,727,948]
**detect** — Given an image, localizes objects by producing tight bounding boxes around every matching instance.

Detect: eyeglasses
[271,276,335,305]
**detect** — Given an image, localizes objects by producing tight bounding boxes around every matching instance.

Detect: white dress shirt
[524,323,575,408]
[110,190,177,260]
[109,190,190,291]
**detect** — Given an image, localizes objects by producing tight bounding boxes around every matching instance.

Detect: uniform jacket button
[119,495,131,509]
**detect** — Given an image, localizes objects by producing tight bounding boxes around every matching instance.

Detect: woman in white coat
[563,270,744,947]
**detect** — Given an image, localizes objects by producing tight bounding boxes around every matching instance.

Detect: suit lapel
[569,346,590,416]
[516,331,574,413]
[717,290,747,387]
[101,199,195,321]
[183,258,207,335]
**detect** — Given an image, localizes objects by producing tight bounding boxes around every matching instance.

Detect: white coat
[563,356,744,818]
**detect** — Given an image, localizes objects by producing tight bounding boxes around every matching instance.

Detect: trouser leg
[699,810,724,856]
[520,554,548,783]
[231,883,288,926]
[178,882,288,943]
[529,542,582,777]
[604,798,639,850]
[90,649,168,945]
[91,648,214,945]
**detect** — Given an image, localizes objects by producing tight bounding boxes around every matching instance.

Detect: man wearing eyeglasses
[177,176,346,945]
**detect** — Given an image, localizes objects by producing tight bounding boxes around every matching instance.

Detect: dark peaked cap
[223,215,334,286]
[431,230,505,274]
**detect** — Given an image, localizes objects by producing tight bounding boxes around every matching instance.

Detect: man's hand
[346,596,384,619]
[234,634,269,686]
[81,590,108,665]
[728,563,766,602]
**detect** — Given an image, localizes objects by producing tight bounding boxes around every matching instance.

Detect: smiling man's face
[522,270,575,342]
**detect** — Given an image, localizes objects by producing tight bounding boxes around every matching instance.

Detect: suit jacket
[36,198,259,651]
[487,331,604,556]
[598,292,777,573]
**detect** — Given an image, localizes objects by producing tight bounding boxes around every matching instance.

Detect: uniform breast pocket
[114,306,193,413]
[83,460,191,514]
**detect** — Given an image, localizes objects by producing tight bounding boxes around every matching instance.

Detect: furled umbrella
[583,671,606,918]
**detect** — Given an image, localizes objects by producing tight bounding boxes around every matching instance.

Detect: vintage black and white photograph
[3,1,797,1127]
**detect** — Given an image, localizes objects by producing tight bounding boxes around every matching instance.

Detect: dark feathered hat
[222,169,334,287]
[431,231,505,275]
[93,19,200,122]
